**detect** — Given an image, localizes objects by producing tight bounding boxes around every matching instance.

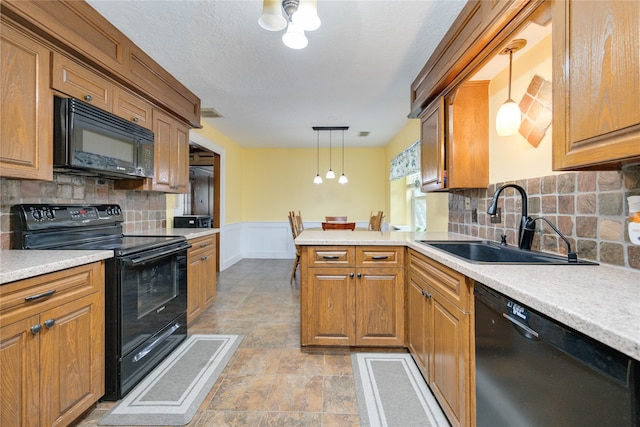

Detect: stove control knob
[32,209,43,220]
[45,209,54,219]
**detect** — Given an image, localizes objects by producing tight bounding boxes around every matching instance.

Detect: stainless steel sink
[418,240,598,265]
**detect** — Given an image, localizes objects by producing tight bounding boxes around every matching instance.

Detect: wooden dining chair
[368,211,384,231]
[288,212,301,285]
[322,221,356,230]
[325,216,347,222]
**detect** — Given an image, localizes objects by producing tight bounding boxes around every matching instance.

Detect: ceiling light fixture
[258,0,320,49]
[326,130,335,179]
[312,126,348,184]
[338,129,348,184]
[496,39,526,137]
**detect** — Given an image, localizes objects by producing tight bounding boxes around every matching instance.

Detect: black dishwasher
[474,283,639,427]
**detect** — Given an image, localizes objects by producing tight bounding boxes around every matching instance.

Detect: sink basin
[418,240,597,265]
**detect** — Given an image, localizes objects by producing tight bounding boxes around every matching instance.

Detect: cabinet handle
[84,94,92,102]
[199,243,209,248]
[44,319,56,329]
[357,273,362,278]
[322,255,340,260]
[201,255,209,261]
[421,289,432,298]
[31,324,42,335]
[371,255,389,260]
[349,273,355,278]
[25,289,56,302]
[133,117,139,122]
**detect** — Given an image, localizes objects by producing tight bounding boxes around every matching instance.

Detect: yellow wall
[489,33,556,182]
[242,147,386,222]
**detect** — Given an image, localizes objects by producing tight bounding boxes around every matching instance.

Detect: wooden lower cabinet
[408,249,474,427]
[301,246,404,347]
[187,234,217,325]
[0,262,105,427]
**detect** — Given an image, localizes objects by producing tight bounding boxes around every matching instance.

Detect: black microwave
[53,96,155,179]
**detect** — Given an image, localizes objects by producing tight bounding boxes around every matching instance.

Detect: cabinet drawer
[356,246,404,267]
[188,235,216,256]
[52,52,113,111]
[306,246,355,267]
[0,262,104,326]
[409,250,471,312]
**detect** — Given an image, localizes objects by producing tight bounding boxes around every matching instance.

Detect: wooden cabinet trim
[307,246,355,267]
[356,246,404,267]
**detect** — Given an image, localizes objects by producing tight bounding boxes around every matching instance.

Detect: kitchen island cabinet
[0,261,105,427]
[300,246,404,347]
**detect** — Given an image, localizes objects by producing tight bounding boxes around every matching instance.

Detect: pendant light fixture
[311,126,348,184]
[495,39,526,137]
[338,129,348,184]
[258,0,321,50]
[313,129,322,184]
[326,130,335,179]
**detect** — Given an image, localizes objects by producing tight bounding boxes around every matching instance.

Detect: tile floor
[73,259,362,426]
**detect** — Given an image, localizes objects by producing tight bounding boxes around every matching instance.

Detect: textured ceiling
[86,0,466,148]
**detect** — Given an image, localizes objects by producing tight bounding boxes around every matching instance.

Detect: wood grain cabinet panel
[552,0,640,169]
[113,87,153,130]
[407,249,473,427]
[0,262,105,427]
[0,20,52,181]
[301,246,404,347]
[187,235,217,325]
[51,52,113,111]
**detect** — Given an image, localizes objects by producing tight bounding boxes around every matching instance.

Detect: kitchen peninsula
[296,229,640,360]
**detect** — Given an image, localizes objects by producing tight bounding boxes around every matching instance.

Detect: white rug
[99,334,242,426]
[352,353,450,427]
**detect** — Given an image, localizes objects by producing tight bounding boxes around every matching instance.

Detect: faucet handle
[500,234,508,246]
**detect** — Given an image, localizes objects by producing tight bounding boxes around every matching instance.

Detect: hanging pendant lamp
[326,130,335,179]
[313,129,323,184]
[338,129,348,184]
[496,39,526,137]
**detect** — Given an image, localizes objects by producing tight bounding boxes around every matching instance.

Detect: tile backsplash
[448,165,640,270]
[0,174,167,249]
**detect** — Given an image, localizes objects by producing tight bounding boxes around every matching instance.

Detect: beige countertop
[132,228,220,240]
[296,230,640,361]
[0,250,113,285]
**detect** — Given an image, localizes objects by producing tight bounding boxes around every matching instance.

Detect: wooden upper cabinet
[552,0,640,169]
[0,20,52,181]
[113,86,153,130]
[51,52,113,111]
[419,81,489,193]
[420,97,445,192]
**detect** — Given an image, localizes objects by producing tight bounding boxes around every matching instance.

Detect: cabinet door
[51,52,113,111]
[0,316,40,427]
[113,87,153,130]
[187,254,205,324]
[420,97,445,192]
[430,291,470,427]
[202,245,217,308]
[302,267,355,346]
[552,0,640,169]
[173,121,190,193]
[149,109,189,193]
[39,292,104,427]
[0,22,52,181]
[407,277,429,378]
[355,267,404,346]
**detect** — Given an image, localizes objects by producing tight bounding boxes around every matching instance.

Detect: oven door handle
[123,245,189,266]
[132,322,181,363]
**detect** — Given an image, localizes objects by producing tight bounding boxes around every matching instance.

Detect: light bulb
[326,169,335,179]
[313,174,323,184]
[282,22,308,49]
[496,100,521,136]
[339,174,348,184]
[258,0,287,31]
[292,0,321,31]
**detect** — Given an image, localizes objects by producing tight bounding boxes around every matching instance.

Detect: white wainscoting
[220,221,367,271]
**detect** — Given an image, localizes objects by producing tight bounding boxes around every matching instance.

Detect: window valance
[389,140,420,180]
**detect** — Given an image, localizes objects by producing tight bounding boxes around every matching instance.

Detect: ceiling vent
[201,107,223,118]
[359,131,370,137]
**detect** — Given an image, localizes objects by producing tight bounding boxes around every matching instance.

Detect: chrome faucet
[486,183,535,250]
